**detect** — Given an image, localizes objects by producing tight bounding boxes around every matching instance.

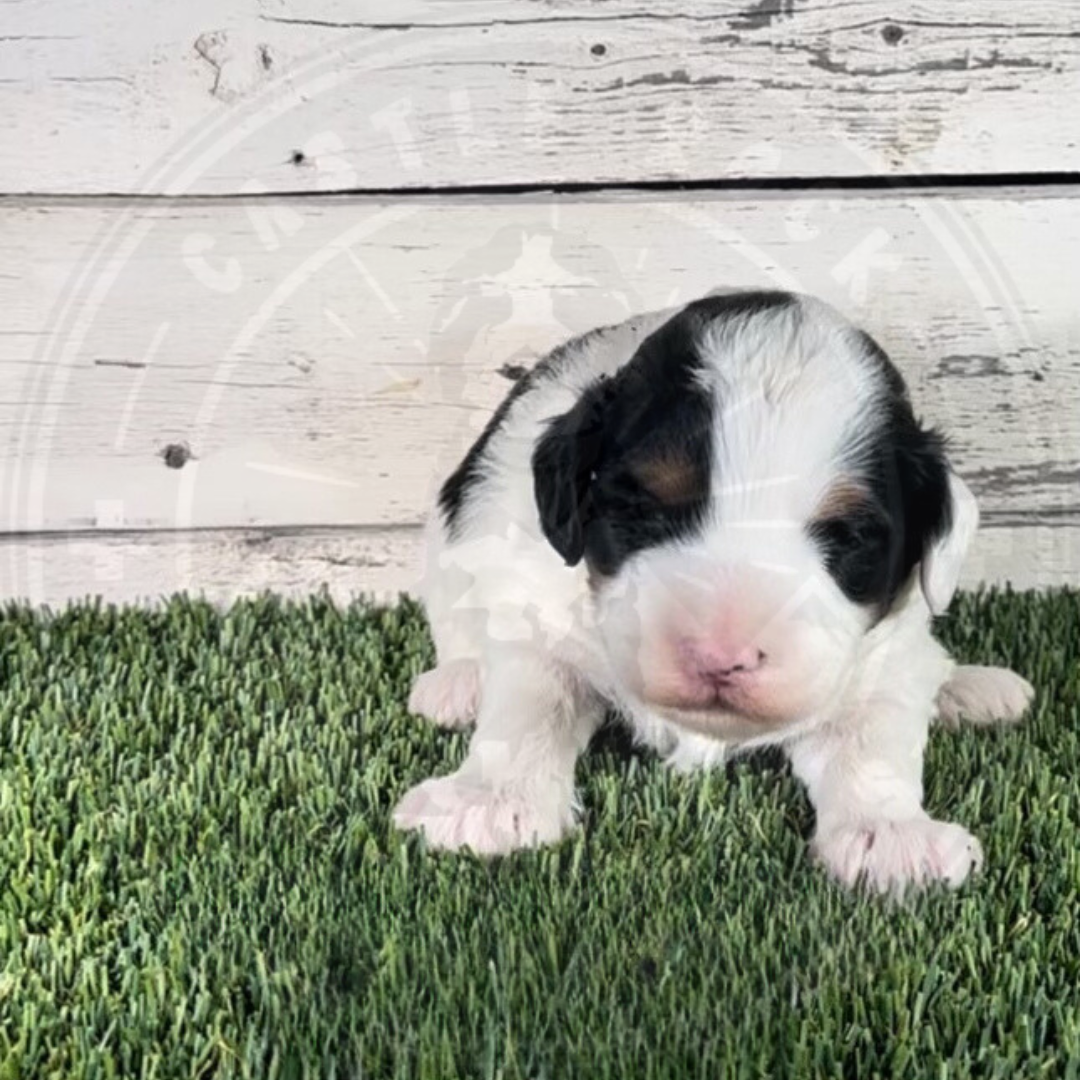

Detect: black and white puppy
[395,290,1033,893]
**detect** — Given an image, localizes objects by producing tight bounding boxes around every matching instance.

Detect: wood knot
[161,442,193,469]
[881,23,905,45]
[498,362,529,382]
[590,43,607,57]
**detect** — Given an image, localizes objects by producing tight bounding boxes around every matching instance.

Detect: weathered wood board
[3,191,1078,551]
[3,0,1079,602]
[3,0,1080,194]
[0,527,423,607]
[1,520,1075,608]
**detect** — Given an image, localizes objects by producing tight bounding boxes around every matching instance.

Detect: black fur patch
[533,290,796,575]
[438,323,626,537]
[437,369,536,536]
[809,332,953,610]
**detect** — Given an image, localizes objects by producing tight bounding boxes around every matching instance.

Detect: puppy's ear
[920,471,978,615]
[895,427,977,615]
[532,385,608,565]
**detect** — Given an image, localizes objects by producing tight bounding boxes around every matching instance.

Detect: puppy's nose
[681,641,766,683]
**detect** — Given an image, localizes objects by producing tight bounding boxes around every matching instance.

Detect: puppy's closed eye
[630,454,707,507]
[809,480,885,552]
[809,480,894,606]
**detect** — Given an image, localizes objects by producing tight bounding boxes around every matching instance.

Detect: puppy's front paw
[813,817,983,894]
[937,664,1034,728]
[392,773,574,855]
[408,659,481,728]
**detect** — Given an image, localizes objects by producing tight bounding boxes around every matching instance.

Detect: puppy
[395,290,1033,893]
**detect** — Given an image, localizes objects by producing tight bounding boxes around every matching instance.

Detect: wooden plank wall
[1,0,1078,605]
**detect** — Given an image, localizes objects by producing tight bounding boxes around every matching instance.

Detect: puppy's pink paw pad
[408,659,481,728]
[813,817,983,894]
[393,774,573,855]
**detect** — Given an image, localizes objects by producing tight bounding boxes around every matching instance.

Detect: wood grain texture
[2,520,1076,608]
[3,0,1079,194]
[0,527,423,607]
[3,190,1078,551]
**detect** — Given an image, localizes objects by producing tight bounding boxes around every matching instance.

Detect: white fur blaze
[813,817,983,894]
[392,772,576,855]
[408,659,481,729]
[936,664,1034,729]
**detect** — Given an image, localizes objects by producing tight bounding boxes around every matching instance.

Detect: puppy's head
[533,291,976,739]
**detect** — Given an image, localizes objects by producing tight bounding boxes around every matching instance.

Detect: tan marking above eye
[813,478,870,521]
[631,454,706,506]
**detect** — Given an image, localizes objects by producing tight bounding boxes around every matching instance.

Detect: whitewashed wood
[3,191,1078,545]
[1,521,1076,608]
[3,0,1080,194]
[0,527,424,607]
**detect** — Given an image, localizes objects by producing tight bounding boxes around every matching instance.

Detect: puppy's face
[533,292,976,739]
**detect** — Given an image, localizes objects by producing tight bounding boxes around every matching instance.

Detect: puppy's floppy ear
[532,384,608,565]
[920,470,978,616]
[894,425,977,615]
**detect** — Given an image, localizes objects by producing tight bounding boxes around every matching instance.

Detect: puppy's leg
[394,643,603,855]
[936,664,1034,729]
[409,522,486,728]
[788,708,981,895]
[408,658,481,729]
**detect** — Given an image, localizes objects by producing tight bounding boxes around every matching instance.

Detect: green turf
[1,590,1078,1079]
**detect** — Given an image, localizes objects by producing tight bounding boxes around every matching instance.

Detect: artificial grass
[0,590,1078,1080]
